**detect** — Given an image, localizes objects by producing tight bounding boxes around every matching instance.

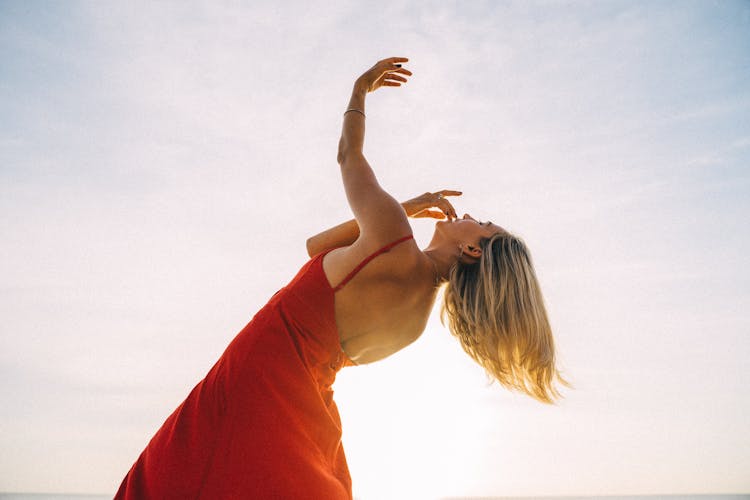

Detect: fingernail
[395,64,402,67]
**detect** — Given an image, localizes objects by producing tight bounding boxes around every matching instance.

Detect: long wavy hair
[441,232,570,404]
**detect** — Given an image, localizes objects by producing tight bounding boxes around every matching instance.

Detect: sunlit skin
[323,209,507,366]
[424,213,508,280]
[315,57,509,365]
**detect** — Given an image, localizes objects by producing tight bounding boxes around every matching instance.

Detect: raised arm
[306,191,462,257]
[335,58,414,248]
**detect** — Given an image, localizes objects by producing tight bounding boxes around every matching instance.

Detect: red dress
[115,235,414,499]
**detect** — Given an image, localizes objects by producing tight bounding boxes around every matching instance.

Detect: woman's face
[437,213,507,242]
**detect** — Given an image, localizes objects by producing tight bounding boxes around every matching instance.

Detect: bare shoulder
[322,234,421,289]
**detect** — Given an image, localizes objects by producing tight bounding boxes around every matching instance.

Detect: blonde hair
[441,232,570,404]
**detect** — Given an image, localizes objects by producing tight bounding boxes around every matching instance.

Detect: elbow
[337,140,364,165]
[305,237,316,258]
[337,146,353,165]
[337,149,365,167]
[337,138,346,165]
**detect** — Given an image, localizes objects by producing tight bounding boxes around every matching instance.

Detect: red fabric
[115,234,414,499]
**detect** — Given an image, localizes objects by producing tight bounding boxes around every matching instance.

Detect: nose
[462,214,476,221]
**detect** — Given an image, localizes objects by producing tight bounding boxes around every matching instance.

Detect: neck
[422,244,459,284]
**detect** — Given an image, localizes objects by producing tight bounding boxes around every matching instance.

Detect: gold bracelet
[344,108,366,118]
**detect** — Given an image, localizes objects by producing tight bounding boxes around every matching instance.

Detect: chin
[435,219,452,234]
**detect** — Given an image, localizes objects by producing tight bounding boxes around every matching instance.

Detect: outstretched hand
[355,57,412,93]
[402,190,462,220]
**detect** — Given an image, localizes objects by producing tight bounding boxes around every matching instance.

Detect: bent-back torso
[321,238,437,364]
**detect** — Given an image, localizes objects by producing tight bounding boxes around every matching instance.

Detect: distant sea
[1,494,747,500]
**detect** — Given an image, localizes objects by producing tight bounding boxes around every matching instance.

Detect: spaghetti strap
[332,234,414,292]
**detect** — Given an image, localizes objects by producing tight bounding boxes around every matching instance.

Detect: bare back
[321,238,438,365]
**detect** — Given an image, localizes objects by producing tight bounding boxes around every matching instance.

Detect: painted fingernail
[395,64,402,67]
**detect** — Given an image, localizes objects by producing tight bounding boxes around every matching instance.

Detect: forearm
[337,84,367,163]
[306,218,360,257]
[316,59,416,256]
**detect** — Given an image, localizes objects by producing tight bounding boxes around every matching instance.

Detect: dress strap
[332,234,414,292]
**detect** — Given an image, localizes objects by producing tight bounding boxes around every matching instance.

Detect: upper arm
[339,154,412,245]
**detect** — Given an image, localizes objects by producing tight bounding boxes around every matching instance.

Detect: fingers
[429,195,456,220]
[382,68,410,82]
[439,189,462,197]
[413,209,445,219]
[380,56,409,64]
[363,58,412,92]
[379,72,407,87]
[408,190,462,220]
[377,69,411,88]
[435,190,460,219]
[374,57,410,74]
[391,67,413,76]
[379,59,412,77]
[439,199,458,220]
[385,73,408,83]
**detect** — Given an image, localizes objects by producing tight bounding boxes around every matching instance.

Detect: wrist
[346,85,367,114]
[352,80,368,96]
[401,199,415,216]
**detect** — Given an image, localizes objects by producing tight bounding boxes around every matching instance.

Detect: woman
[115,57,568,499]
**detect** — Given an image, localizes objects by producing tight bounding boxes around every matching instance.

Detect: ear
[463,244,482,260]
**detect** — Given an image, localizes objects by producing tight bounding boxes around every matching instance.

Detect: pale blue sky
[1,1,749,497]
